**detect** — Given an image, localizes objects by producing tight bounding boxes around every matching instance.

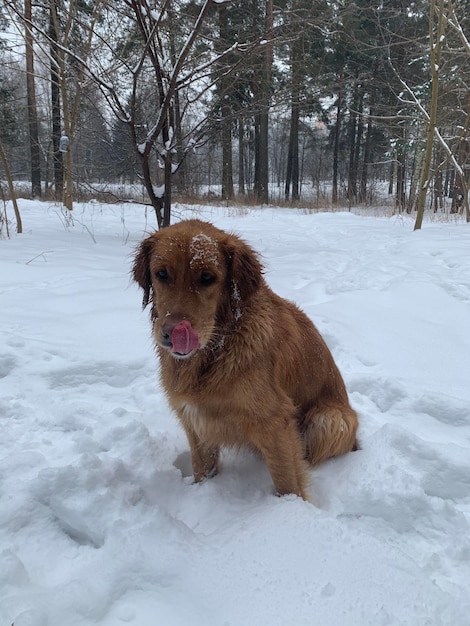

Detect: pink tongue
[171,320,199,355]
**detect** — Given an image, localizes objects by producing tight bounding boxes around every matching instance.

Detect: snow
[1,200,470,626]
[189,233,219,268]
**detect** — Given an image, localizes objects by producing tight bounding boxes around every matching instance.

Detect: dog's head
[132,219,262,358]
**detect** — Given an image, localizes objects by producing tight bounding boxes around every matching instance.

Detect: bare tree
[444,0,470,222]
[25,0,41,198]
[254,0,273,203]
[0,138,22,233]
[414,0,445,230]
[48,0,104,210]
[83,0,260,226]
[5,0,103,210]
[217,3,234,201]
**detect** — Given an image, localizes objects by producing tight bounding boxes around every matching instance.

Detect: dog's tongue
[171,320,199,355]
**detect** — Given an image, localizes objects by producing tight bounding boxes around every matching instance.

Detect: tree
[414,0,445,230]
[390,0,469,226]
[48,0,64,202]
[124,0,218,226]
[47,0,104,210]
[0,138,23,234]
[254,0,273,203]
[68,0,237,225]
[0,0,107,207]
[25,0,41,198]
[216,3,234,201]
[110,114,138,184]
[207,0,268,199]
[0,36,22,233]
[444,0,470,221]
[276,0,330,202]
[72,0,263,225]
[2,0,469,219]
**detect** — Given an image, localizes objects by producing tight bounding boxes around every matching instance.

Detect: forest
[0,0,469,229]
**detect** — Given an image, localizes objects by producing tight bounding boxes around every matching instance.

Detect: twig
[25,251,54,265]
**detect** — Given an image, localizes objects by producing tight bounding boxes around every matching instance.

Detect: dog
[133,219,358,500]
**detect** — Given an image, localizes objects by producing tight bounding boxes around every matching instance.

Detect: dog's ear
[225,235,263,306]
[132,236,155,309]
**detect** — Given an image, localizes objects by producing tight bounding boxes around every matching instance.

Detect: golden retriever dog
[133,219,358,500]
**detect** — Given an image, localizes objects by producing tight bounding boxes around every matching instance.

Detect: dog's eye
[156,269,169,282]
[199,271,215,286]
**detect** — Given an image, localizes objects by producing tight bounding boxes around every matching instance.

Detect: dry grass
[2,180,468,224]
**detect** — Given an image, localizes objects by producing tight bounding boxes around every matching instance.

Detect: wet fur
[133,219,358,500]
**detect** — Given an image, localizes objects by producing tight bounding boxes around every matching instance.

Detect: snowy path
[1,202,469,625]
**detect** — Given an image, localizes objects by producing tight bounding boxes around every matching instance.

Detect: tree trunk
[238,117,245,195]
[221,109,234,202]
[332,68,343,204]
[173,88,186,193]
[163,155,172,228]
[407,144,424,213]
[433,144,443,212]
[414,0,444,230]
[347,78,359,203]
[62,140,74,211]
[285,35,301,201]
[388,159,394,196]
[285,34,301,200]
[254,0,273,204]
[359,89,374,203]
[257,116,269,202]
[218,4,234,201]
[0,139,23,233]
[444,167,451,198]
[25,0,41,198]
[169,12,187,194]
[354,89,364,200]
[49,0,63,201]
[396,142,406,212]
[451,125,470,214]
[285,104,300,201]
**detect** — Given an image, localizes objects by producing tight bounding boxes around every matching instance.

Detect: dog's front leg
[181,422,220,483]
[253,417,310,500]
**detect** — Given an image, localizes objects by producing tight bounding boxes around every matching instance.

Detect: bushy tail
[301,405,359,467]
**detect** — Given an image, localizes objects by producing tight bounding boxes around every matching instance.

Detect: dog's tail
[300,404,359,466]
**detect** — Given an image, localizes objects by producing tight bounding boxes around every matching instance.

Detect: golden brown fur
[133,219,358,500]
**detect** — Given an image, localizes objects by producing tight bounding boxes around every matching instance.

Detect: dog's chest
[180,402,206,435]
[177,401,241,445]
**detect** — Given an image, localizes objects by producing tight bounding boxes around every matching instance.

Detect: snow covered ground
[1,200,469,626]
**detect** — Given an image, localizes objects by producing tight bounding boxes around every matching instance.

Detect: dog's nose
[160,319,199,355]
[160,320,175,348]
